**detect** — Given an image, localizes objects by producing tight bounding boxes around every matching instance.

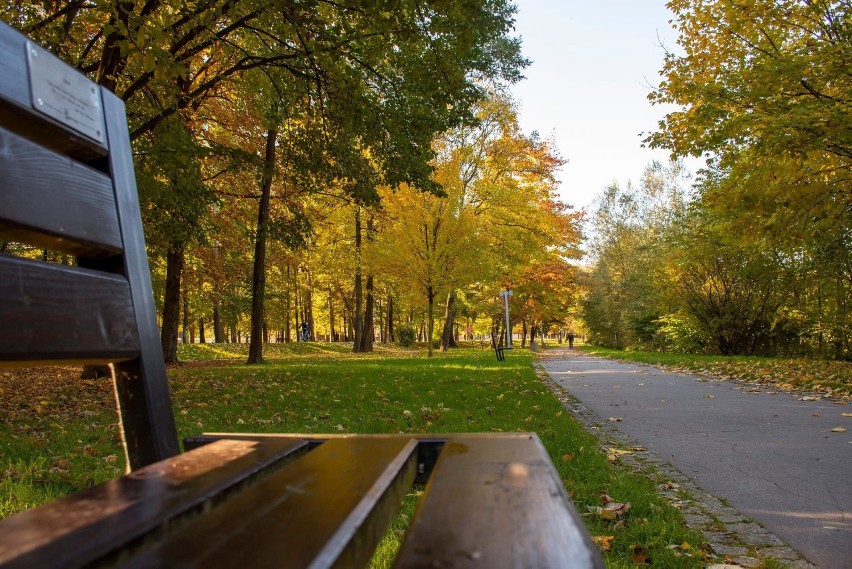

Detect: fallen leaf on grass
[592,536,614,551]
[561,453,574,462]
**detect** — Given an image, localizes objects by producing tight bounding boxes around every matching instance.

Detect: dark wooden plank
[0,126,122,256]
[0,255,139,365]
[186,433,446,484]
[395,433,604,568]
[0,438,310,569]
[121,437,418,569]
[0,21,107,160]
[101,90,181,469]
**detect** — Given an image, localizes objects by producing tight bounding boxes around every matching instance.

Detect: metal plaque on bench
[26,41,105,144]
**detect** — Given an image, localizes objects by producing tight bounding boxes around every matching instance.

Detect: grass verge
[577,345,851,398]
[2,343,706,566]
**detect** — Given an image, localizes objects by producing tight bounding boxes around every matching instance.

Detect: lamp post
[499,289,513,348]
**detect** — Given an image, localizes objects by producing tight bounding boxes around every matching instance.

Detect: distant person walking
[567,332,575,349]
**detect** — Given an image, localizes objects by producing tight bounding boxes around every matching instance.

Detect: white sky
[509,0,690,211]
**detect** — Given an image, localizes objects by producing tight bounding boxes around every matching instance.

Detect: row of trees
[582,0,850,359]
[4,2,581,362]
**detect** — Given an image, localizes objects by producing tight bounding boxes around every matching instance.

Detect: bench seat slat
[122,437,418,569]
[0,438,310,569]
[0,255,138,365]
[395,434,603,569]
[0,126,122,256]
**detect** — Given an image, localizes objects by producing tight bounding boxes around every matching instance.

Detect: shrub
[397,325,416,347]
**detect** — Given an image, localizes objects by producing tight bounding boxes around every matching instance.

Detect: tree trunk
[160,242,184,363]
[181,286,190,344]
[213,301,224,343]
[328,283,336,342]
[427,286,435,357]
[305,269,315,341]
[353,208,363,352]
[359,274,375,352]
[386,294,395,342]
[247,127,277,364]
[440,291,458,352]
[198,317,206,343]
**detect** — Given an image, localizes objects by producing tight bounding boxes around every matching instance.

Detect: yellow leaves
[842,413,852,417]
[561,453,574,463]
[830,427,846,433]
[606,447,633,462]
[592,535,614,552]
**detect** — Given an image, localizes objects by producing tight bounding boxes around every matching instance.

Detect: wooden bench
[0,22,601,568]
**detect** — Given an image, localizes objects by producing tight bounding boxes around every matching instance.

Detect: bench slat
[0,24,107,161]
[121,437,418,569]
[395,434,603,568]
[0,255,139,365]
[0,126,122,256]
[0,438,310,569]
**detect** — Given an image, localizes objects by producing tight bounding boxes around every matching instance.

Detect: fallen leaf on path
[831,427,846,433]
[842,413,852,417]
[608,417,623,422]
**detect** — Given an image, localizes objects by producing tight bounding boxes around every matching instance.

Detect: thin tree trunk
[353,208,363,352]
[359,274,375,352]
[427,286,435,357]
[386,294,395,342]
[440,291,458,352]
[198,317,206,343]
[181,286,190,344]
[328,283,336,342]
[247,127,278,364]
[160,242,184,363]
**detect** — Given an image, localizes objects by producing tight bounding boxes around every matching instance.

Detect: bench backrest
[0,21,179,470]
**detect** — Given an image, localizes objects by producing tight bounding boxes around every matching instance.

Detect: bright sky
[510,0,687,211]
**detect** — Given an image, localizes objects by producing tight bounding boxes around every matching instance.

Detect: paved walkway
[539,347,851,569]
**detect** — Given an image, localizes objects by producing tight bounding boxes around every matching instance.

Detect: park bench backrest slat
[0,21,179,469]
[0,255,138,364]
[0,126,122,256]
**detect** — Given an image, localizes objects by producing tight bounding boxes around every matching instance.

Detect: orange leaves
[592,535,614,551]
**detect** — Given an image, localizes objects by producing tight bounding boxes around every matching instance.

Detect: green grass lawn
[577,344,852,397]
[1,342,707,567]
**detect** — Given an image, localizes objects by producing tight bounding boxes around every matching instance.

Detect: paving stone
[731,556,762,568]
[759,547,800,561]
[710,543,750,557]
[714,511,748,523]
[683,513,714,526]
[703,532,737,545]
[735,529,785,547]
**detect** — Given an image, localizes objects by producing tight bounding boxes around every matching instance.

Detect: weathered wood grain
[395,434,604,568]
[0,126,121,256]
[0,438,310,569]
[0,255,139,364]
[121,437,418,569]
